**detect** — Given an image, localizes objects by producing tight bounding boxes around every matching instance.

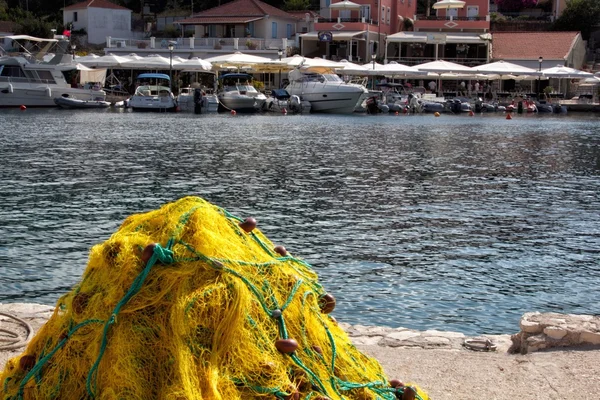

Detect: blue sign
[318,31,333,42]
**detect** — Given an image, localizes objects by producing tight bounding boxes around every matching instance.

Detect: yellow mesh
[1,196,428,400]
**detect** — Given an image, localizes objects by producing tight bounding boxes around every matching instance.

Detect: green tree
[553,0,600,40]
[283,0,310,11]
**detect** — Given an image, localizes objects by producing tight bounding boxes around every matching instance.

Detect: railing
[108,37,290,52]
[389,56,488,67]
[0,76,55,84]
[415,15,487,21]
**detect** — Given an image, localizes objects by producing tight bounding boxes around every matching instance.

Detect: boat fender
[8,83,13,94]
[45,87,52,97]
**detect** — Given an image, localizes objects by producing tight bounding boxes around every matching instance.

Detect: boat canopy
[219,73,253,80]
[136,73,170,81]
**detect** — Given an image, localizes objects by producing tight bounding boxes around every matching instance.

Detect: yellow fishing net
[1,196,428,400]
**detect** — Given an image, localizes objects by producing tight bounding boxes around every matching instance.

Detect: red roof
[64,0,131,11]
[491,31,581,61]
[180,0,300,25]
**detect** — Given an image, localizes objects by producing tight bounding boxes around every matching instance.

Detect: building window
[286,24,292,39]
[271,22,277,39]
[73,12,78,22]
[360,5,371,20]
[247,21,255,36]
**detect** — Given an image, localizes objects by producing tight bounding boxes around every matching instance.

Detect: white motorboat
[217,73,266,113]
[177,86,218,113]
[0,35,106,107]
[129,73,178,112]
[54,96,111,109]
[285,68,368,114]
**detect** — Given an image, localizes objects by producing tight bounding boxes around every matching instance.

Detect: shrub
[245,40,257,50]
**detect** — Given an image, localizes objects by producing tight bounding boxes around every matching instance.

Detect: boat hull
[129,95,178,112]
[218,94,264,113]
[54,97,111,109]
[286,83,365,114]
[0,86,106,108]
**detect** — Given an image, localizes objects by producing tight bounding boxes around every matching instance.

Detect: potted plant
[245,40,257,50]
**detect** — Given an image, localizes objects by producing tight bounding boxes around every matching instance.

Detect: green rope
[12,319,103,400]
[85,242,174,398]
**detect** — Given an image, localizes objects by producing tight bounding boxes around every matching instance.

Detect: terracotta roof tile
[180,0,300,24]
[64,0,131,11]
[491,31,580,61]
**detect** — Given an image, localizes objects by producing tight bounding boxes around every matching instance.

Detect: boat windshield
[223,84,257,93]
[299,73,343,83]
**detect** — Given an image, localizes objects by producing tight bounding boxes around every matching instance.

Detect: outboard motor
[474,97,483,113]
[193,88,203,114]
[451,98,462,114]
[289,95,301,113]
[366,95,380,114]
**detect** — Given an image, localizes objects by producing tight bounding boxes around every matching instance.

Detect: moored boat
[285,68,368,114]
[54,96,111,109]
[217,73,266,113]
[128,73,177,112]
[0,35,106,108]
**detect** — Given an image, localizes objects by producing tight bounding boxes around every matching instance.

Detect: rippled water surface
[1,109,599,335]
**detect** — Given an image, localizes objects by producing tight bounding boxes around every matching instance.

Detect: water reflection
[0,110,599,334]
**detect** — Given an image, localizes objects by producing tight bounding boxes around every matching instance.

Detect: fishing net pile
[1,196,428,400]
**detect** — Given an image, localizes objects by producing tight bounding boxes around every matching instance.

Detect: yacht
[217,73,266,113]
[0,35,106,107]
[128,73,177,112]
[285,68,368,114]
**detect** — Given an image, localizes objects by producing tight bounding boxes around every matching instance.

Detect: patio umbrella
[471,60,540,76]
[73,54,100,63]
[173,57,212,72]
[432,0,466,9]
[540,65,593,79]
[204,52,273,68]
[121,54,179,69]
[329,0,362,10]
[79,54,130,68]
[414,59,473,73]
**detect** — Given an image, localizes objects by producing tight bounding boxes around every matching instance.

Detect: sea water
[0,109,599,335]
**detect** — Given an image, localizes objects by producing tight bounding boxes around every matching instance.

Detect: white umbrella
[173,57,212,72]
[80,54,131,68]
[126,53,144,60]
[541,65,593,79]
[432,0,466,9]
[329,0,362,10]
[204,51,273,67]
[471,60,540,76]
[121,54,179,69]
[74,54,100,63]
[414,59,473,73]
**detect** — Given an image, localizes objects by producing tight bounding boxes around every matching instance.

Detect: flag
[63,29,71,37]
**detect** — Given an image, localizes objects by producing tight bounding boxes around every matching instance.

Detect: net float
[239,217,257,232]
[275,338,298,353]
[319,293,336,314]
[274,245,287,256]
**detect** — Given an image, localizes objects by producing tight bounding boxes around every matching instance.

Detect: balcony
[314,18,378,33]
[414,14,490,31]
[104,36,293,56]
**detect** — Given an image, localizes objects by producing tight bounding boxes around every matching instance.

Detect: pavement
[2,303,599,399]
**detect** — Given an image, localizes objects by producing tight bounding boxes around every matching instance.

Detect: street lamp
[278,48,283,88]
[371,53,376,89]
[168,42,174,91]
[538,56,543,100]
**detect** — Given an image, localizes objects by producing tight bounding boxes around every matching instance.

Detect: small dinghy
[54,96,111,109]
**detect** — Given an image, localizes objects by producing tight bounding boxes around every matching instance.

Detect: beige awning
[386,32,489,44]
[300,31,366,41]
